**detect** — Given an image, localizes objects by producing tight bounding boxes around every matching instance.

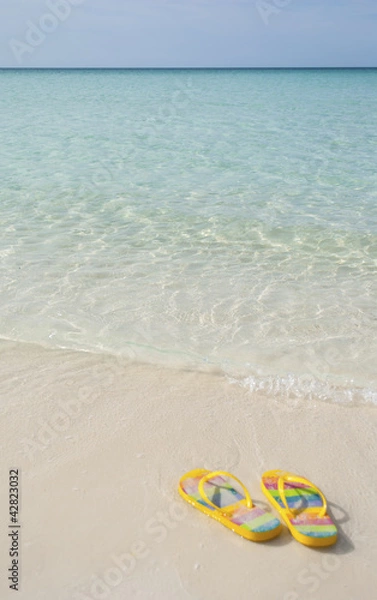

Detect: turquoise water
[1,69,377,404]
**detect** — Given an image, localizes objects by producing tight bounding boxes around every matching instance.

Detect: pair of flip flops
[178,469,337,547]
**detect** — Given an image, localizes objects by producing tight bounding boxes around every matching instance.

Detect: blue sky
[1,0,377,67]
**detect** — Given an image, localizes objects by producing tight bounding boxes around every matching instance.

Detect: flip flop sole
[179,469,282,542]
[261,472,338,548]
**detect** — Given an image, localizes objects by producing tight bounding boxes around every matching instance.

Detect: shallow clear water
[1,69,377,404]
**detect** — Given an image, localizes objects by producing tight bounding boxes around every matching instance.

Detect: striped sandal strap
[275,472,327,518]
[198,470,253,516]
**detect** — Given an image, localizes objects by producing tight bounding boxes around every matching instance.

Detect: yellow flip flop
[261,470,338,547]
[178,469,282,542]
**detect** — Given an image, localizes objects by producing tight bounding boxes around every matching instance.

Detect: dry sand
[1,339,376,599]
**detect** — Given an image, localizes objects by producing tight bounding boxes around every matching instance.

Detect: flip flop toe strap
[198,470,253,516]
[275,472,327,518]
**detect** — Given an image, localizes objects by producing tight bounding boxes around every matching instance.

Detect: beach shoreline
[1,339,376,599]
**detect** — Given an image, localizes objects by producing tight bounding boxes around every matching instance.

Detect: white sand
[1,339,376,599]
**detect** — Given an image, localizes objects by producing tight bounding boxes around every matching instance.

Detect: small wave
[228,372,377,407]
[1,332,377,408]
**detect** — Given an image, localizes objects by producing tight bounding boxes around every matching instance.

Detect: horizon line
[1,66,377,70]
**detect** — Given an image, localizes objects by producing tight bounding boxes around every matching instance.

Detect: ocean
[1,68,377,405]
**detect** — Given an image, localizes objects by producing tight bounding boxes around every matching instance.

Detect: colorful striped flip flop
[178,469,282,542]
[261,470,338,547]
